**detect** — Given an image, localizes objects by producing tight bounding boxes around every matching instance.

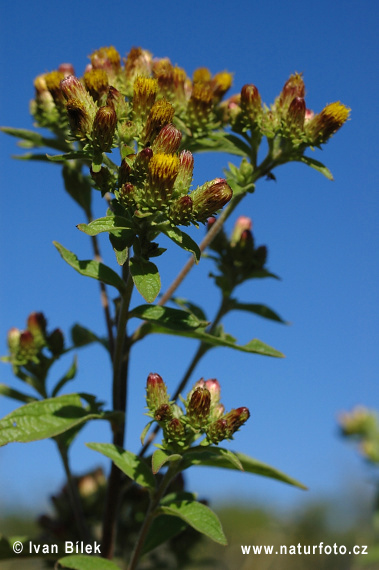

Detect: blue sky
[0,0,378,520]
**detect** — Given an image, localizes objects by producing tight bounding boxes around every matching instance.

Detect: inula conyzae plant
[0,46,349,569]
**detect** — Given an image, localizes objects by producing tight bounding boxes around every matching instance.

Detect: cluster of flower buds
[145,373,250,450]
[339,406,379,464]
[6,312,64,365]
[223,72,350,150]
[207,215,268,291]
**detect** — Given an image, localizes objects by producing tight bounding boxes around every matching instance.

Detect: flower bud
[173,150,194,196]
[169,195,193,226]
[153,58,175,97]
[211,71,233,99]
[187,387,211,428]
[124,47,153,83]
[305,101,350,145]
[92,105,117,152]
[190,178,233,222]
[90,46,121,76]
[18,330,37,361]
[65,98,94,139]
[7,327,21,355]
[240,84,262,122]
[204,379,221,404]
[27,312,47,349]
[58,63,75,77]
[154,403,173,423]
[47,328,65,355]
[193,68,212,84]
[44,71,66,105]
[230,216,253,246]
[146,153,180,207]
[143,98,175,144]
[287,96,306,132]
[187,83,214,130]
[107,86,128,119]
[164,418,186,444]
[151,124,182,154]
[207,407,250,443]
[83,68,109,102]
[277,73,305,112]
[132,77,158,121]
[146,372,169,412]
[118,182,136,209]
[339,406,376,437]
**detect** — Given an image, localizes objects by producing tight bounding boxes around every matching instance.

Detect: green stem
[127,463,179,570]
[56,441,90,543]
[101,264,134,559]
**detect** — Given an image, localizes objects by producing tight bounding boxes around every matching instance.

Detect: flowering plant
[0,46,349,569]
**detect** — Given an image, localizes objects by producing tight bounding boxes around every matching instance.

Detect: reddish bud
[230,216,253,246]
[146,372,169,412]
[187,387,211,428]
[151,123,182,154]
[164,418,186,443]
[169,195,193,226]
[7,327,21,354]
[92,105,117,152]
[190,178,233,222]
[27,312,47,349]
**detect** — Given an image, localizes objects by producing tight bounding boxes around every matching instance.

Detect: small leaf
[298,155,334,180]
[0,126,71,152]
[52,356,78,397]
[0,384,37,404]
[229,301,287,324]
[54,242,126,294]
[185,450,307,490]
[152,449,182,474]
[109,232,129,266]
[86,442,156,490]
[161,226,201,263]
[47,150,92,162]
[58,555,120,570]
[77,215,134,239]
[159,499,227,545]
[129,257,161,303]
[129,304,207,331]
[0,394,95,446]
[171,297,208,322]
[140,420,153,445]
[70,324,108,351]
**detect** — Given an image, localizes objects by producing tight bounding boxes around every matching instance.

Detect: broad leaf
[129,304,207,331]
[171,297,208,322]
[159,498,227,545]
[298,155,334,180]
[152,449,182,474]
[184,450,307,489]
[0,384,37,404]
[0,394,107,447]
[160,226,201,262]
[129,257,160,303]
[77,215,134,239]
[71,324,107,351]
[142,515,188,555]
[58,555,120,570]
[183,446,244,471]
[229,300,287,324]
[54,242,126,294]
[86,442,156,490]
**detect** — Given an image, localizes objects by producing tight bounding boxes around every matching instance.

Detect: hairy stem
[101,265,134,559]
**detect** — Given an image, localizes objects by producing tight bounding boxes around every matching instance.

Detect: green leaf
[86,442,156,490]
[159,498,227,545]
[140,323,284,357]
[0,384,37,404]
[171,297,208,322]
[58,555,121,570]
[160,226,201,262]
[142,515,188,555]
[229,301,287,324]
[77,215,134,239]
[0,126,71,152]
[47,150,92,162]
[129,304,207,331]
[129,257,161,303]
[0,394,104,446]
[140,420,153,445]
[152,449,182,474]
[186,132,250,157]
[109,232,129,266]
[183,446,244,471]
[62,165,92,215]
[298,155,334,180]
[52,356,78,397]
[54,242,126,294]
[185,450,307,490]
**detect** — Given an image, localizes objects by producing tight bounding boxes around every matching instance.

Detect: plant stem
[101,264,134,559]
[56,442,90,543]
[127,464,179,570]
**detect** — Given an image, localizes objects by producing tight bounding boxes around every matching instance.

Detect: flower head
[306,102,350,145]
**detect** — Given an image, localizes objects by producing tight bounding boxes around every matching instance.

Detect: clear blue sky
[0,0,378,519]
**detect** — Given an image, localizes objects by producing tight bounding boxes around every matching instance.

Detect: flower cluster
[145,373,250,451]
[339,406,379,464]
[224,72,350,150]
[207,215,269,294]
[6,312,64,366]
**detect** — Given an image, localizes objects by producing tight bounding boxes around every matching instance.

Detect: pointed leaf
[140,420,153,445]
[47,150,92,162]
[0,384,37,404]
[70,324,108,351]
[159,499,227,545]
[129,257,160,303]
[54,242,126,294]
[129,304,207,331]
[160,226,201,262]
[86,442,156,490]
[171,297,208,322]
[0,126,71,152]
[152,449,182,474]
[184,450,307,490]
[77,216,134,239]
[52,356,78,397]
[142,515,188,555]
[183,446,244,471]
[230,301,287,324]
[58,555,120,570]
[298,155,334,180]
